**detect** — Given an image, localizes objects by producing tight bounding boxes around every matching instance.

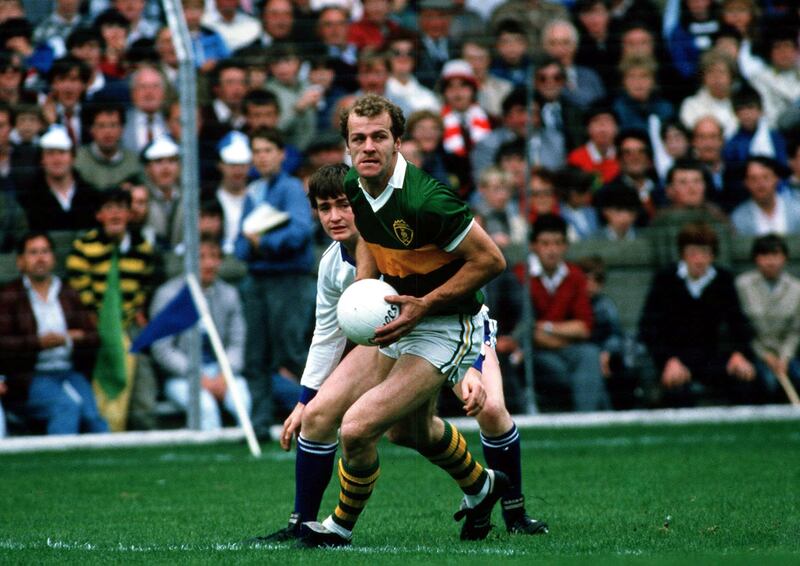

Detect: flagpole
[186,274,262,458]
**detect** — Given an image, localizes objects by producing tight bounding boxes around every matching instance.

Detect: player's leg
[257,346,392,542]
[300,354,452,546]
[466,349,549,535]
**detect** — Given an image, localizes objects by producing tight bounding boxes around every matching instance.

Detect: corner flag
[130,284,199,353]
[93,252,127,399]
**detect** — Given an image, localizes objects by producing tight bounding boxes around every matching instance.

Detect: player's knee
[301,402,339,440]
[340,420,378,455]
[479,397,506,425]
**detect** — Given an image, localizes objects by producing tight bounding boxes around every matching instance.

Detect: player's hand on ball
[372,295,429,345]
[281,402,305,451]
[460,370,486,417]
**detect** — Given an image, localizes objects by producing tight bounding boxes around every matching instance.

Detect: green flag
[93,250,127,399]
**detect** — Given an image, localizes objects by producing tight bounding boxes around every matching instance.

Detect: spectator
[596,128,660,226]
[731,156,800,236]
[618,21,684,103]
[214,132,252,255]
[723,86,788,169]
[0,231,106,435]
[691,115,745,212]
[385,31,440,117]
[42,55,90,147]
[542,19,605,110]
[577,255,637,409]
[123,182,155,246]
[182,0,230,73]
[347,0,402,52]
[0,17,54,81]
[405,109,451,187]
[783,138,800,194]
[736,234,800,403]
[566,104,620,185]
[66,27,126,104]
[514,213,610,411]
[739,28,800,130]
[0,182,26,252]
[489,0,567,53]
[558,166,600,241]
[266,43,320,151]
[525,166,560,224]
[201,0,261,53]
[0,51,28,106]
[19,125,99,231]
[93,8,130,80]
[234,127,314,440]
[639,222,757,406]
[533,56,585,158]
[32,0,85,58]
[150,235,251,430]
[122,65,168,153]
[141,135,182,250]
[663,0,719,82]
[7,103,41,187]
[416,0,461,89]
[489,18,531,89]
[236,0,304,57]
[472,165,526,260]
[313,6,358,93]
[679,49,739,138]
[74,103,142,191]
[439,59,491,199]
[461,37,513,121]
[652,157,728,228]
[594,183,641,241]
[65,188,155,431]
[652,118,691,183]
[612,55,675,133]
[573,0,619,91]
[201,58,248,146]
[114,0,158,46]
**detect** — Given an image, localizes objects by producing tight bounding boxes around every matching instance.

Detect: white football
[337,279,400,346]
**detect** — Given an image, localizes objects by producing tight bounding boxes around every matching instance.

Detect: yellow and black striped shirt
[66,229,155,329]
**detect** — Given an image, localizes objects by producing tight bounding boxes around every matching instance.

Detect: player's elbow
[483,248,506,279]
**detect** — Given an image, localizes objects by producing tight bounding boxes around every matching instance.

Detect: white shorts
[379,307,489,385]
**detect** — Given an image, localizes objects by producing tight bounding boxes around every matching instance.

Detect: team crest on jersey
[393,219,414,246]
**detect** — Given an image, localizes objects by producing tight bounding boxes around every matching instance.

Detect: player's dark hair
[308,163,349,208]
[677,222,719,256]
[17,231,54,255]
[531,213,567,241]
[751,233,788,260]
[340,93,405,142]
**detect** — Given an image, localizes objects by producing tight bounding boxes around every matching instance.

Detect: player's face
[316,195,357,244]
[346,111,400,186]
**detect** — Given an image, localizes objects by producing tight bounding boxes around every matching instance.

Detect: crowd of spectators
[0,0,800,435]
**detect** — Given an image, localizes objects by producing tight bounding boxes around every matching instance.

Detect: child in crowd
[567,105,620,185]
[595,185,642,241]
[723,86,788,168]
[558,166,599,242]
[577,255,640,409]
[472,166,526,262]
[489,19,531,88]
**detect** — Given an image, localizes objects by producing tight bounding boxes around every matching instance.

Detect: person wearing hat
[566,104,620,185]
[18,124,99,231]
[416,0,461,89]
[732,156,800,236]
[74,103,143,191]
[215,132,253,255]
[440,58,491,199]
[141,134,182,249]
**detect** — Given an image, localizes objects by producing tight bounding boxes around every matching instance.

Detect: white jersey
[300,241,356,391]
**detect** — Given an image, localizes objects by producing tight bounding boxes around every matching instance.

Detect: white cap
[219,132,252,165]
[440,59,478,88]
[39,125,73,151]
[143,135,180,161]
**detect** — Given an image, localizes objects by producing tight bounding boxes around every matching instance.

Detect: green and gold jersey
[343,158,482,315]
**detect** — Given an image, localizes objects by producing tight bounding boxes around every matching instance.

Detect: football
[337,279,400,345]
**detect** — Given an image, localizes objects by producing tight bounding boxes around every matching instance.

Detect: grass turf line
[1,421,798,564]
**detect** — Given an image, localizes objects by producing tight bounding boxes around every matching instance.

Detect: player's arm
[374,222,505,344]
[354,234,380,280]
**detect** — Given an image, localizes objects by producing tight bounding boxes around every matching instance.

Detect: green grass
[1,421,799,564]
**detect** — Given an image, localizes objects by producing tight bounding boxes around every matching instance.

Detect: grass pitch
[1,420,799,565]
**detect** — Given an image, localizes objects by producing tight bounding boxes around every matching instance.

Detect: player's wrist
[299,386,317,404]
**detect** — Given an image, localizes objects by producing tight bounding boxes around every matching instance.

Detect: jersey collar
[358,153,408,212]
